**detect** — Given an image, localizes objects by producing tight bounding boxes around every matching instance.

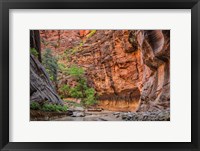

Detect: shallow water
[53,111,122,121]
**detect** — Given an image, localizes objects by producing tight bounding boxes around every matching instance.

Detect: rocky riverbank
[31,107,170,121]
[54,110,170,121]
[120,109,170,121]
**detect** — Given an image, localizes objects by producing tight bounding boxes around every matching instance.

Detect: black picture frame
[0,0,200,151]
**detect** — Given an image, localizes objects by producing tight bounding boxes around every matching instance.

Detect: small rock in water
[71,111,85,117]
[122,115,127,120]
[98,118,108,121]
[115,115,120,118]
[113,112,120,115]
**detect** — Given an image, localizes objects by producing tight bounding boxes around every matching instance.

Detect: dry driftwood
[30,54,63,105]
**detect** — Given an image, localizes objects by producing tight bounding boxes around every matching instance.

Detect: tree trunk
[30,30,42,62]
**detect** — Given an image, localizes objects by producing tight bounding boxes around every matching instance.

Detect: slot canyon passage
[30,30,170,121]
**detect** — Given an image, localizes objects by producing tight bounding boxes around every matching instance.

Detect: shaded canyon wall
[40,30,170,112]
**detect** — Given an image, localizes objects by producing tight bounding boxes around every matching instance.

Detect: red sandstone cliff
[40,30,170,112]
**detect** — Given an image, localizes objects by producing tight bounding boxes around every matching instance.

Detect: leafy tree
[42,48,58,83]
[58,65,97,106]
[66,65,97,106]
[67,65,86,98]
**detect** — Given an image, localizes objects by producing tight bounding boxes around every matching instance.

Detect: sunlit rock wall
[40,30,170,112]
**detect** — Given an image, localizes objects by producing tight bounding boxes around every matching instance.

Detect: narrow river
[53,111,122,121]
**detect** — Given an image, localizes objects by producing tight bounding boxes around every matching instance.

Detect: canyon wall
[40,30,170,112]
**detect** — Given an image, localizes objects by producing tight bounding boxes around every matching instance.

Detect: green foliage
[41,103,55,112]
[42,103,67,112]
[69,86,84,98]
[58,65,85,98]
[58,66,97,106]
[67,65,85,78]
[30,48,39,58]
[30,102,40,110]
[49,76,54,81]
[58,63,68,74]
[59,84,70,97]
[79,42,84,47]
[83,88,97,106]
[42,48,58,82]
[78,77,88,90]
[85,88,96,96]
[86,30,96,38]
[60,84,70,92]
[30,102,68,112]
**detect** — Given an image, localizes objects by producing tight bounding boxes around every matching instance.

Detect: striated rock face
[137,30,170,112]
[40,30,170,112]
[30,54,63,105]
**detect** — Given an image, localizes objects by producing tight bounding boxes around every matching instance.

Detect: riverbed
[53,111,122,121]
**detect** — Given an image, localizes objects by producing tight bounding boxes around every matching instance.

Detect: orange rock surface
[40,30,170,112]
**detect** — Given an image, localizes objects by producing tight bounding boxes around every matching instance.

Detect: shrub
[41,103,55,112]
[30,102,40,110]
[30,101,67,112]
[58,65,85,98]
[83,88,97,106]
[30,48,39,58]
[57,104,68,112]
[67,65,85,78]
[68,82,97,106]
[58,63,68,74]
[59,84,70,97]
[69,86,83,98]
